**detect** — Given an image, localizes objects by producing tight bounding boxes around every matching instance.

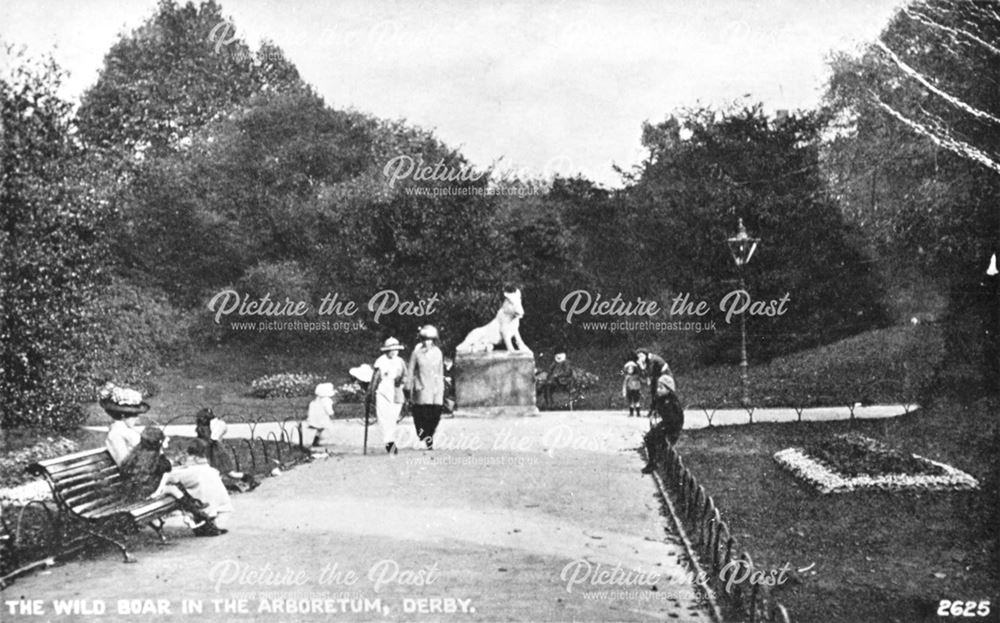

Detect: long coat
[407,343,444,405]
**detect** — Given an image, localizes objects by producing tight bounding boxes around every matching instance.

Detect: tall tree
[824,0,999,397]
[624,105,888,360]
[77,0,304,158]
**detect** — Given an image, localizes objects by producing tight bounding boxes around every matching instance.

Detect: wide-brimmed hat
[101,399,151,418]
[315,382,335,397]
[657,374,676,393]
[349,364,374,384]
[380,337,405,352]
[623,361,638,373]
[418,325,439,339]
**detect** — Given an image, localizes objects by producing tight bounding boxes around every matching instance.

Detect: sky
[1,0,903,187]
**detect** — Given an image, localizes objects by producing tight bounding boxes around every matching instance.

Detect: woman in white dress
[100,392,149,465]
[370,337,408,454]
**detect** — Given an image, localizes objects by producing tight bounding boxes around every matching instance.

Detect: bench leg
[149,519,168,544]
[78,523,136,563]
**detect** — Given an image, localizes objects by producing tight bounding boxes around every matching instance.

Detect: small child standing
[307,383,337,450]
[622,361,643,417]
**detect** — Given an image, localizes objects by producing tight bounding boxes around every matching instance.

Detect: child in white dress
[307,383,337,448]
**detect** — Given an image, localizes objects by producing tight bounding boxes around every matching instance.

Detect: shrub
[0,49,109,430]
[80,278,193,397]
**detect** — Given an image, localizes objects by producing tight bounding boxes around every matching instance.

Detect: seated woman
[194,408,258,492]
[103,402,147,465]
[119,427,229,537]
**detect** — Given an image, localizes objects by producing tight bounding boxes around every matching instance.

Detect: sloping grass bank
[569,322,941,409]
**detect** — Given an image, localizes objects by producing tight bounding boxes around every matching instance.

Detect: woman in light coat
[407,325,445,449]
[370,337,408,454]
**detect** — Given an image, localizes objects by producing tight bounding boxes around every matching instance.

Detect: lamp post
[727,218,760,406]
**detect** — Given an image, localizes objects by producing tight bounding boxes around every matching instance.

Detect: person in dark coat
[542,348,574,408]
[635,348,672,417]
[119,426,173,500]
[407,325,445,449]
[641,374,684,474]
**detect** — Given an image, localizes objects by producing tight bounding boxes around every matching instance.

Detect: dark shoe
[425,438,433,450]
[386,442,397,455]
[640,463,655,475]
[193,520,227,537]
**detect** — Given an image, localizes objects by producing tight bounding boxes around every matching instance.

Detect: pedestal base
[454,350,538,417]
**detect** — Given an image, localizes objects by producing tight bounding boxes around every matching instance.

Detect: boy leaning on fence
[641,373,684,474]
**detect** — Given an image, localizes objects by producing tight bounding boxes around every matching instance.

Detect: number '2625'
[938,600,991,617]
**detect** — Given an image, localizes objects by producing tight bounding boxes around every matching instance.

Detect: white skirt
[376,394,402,445]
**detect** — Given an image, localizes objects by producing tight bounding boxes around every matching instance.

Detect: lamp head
[727,218,759,267]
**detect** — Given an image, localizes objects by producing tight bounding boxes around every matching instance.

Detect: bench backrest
[28,448,128,518]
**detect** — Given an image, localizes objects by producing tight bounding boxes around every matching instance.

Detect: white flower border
[774,447,979,494]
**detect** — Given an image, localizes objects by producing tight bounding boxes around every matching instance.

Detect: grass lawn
[71,322,937,427]
[673,398,999,623]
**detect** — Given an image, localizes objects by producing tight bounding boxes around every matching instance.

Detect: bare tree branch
[874,40,1000,126]
[904,7,1000,56]
[870,93,1000,175]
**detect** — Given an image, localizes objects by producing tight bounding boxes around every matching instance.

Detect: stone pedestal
[453,350,538,417]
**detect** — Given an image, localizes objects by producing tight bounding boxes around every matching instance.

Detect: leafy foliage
[0,46,109,429]
[77,0,304,158]
[823,0,999,398]
[620,105,889,360]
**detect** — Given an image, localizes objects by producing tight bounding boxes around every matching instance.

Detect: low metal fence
[655,441,793,623]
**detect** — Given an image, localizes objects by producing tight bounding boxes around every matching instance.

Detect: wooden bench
[27,448,181,563]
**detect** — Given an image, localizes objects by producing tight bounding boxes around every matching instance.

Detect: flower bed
[336,381,366,403]
[774,433,979,494]
[250,373,325,398]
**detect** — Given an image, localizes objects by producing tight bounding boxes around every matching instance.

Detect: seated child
[155,440,234,536]
[641,374,684,474]
[194,408,259,492]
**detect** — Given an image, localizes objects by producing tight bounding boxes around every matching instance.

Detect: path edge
[649,465,724,623]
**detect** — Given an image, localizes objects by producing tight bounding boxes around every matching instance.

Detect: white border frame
[773,447,980,494]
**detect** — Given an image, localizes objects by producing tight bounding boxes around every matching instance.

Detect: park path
[4,414,712,622]
[86,403,916,444]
